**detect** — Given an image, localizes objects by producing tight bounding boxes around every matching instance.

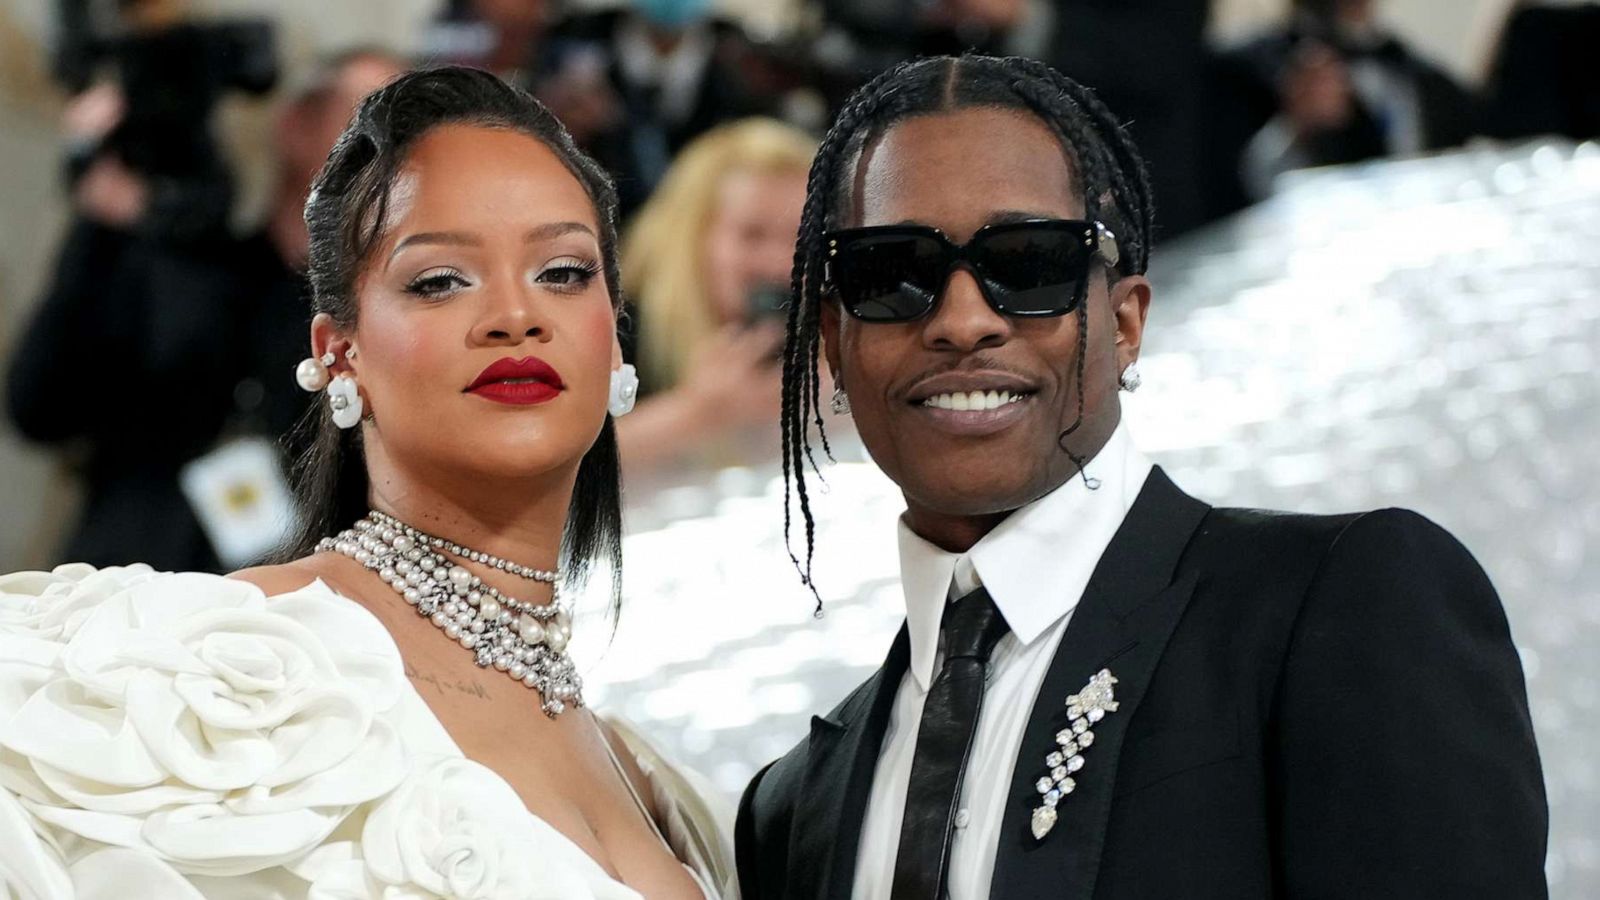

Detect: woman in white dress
[0,67,730,899]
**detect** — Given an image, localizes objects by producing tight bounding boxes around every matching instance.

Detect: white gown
[0,564,732,899]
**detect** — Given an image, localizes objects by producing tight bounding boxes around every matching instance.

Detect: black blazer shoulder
[736,681,854,850]
[1114,503,1545,898]
[736,651,896,898]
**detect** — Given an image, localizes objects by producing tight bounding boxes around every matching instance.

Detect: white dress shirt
[851,423,1153,899]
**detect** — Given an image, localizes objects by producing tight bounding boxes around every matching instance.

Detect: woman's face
[702,167,808,326]
[320,124,619,489]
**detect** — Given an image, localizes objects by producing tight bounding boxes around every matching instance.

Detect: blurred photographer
[529,0,795,216]
[53,0,276,242]
[6,48,404,572]
[615,118,816,475]
[1222,0,1480,200]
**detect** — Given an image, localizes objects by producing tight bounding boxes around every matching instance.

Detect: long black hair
[780,55,1156,609]
[279,66,626,615]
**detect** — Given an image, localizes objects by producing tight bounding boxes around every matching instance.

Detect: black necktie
[891,587,1011,899]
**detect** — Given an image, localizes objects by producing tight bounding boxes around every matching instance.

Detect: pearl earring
[294,351,337,392]
[327,374,364,429]
[830,384,851,416]
[608,364,639,417]
[1118,362,1142,393]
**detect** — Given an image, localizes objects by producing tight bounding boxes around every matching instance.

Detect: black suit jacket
[736,468,1547,898]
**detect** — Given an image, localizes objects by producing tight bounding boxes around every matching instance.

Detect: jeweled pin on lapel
[1030,669,1119,840]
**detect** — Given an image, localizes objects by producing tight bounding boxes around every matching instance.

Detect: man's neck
[901,505,1014,554]
[900,421,1125,553]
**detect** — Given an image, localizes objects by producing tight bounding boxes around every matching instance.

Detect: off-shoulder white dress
[0,564,733,899]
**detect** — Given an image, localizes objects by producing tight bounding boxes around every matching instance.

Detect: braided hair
[781,55,1156,611]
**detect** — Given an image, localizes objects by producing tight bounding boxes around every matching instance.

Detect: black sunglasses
[821,218,1121,323]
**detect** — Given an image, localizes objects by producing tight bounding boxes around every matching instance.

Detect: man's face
[821,107,1148,529]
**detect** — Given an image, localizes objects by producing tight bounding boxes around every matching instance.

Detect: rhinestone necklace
[319,513,582,717]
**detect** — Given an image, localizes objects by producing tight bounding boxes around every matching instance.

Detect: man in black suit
[1212,0,1480,205]
[736,55,1546,899]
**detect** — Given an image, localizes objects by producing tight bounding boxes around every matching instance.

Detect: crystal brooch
[1030,669,1119,840]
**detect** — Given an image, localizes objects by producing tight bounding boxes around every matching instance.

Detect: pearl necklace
[320,513,582,717]
[366,510,559,583]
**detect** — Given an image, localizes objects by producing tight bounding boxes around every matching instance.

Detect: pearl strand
[319,514,582,717]
[366,510,559,583]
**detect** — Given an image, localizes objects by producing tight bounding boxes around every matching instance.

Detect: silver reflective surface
[573,141,1600,896]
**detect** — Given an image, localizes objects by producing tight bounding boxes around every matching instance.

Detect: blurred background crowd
[0,0,1592,570]
[1,0,1595,572]
[0,0,1596,895]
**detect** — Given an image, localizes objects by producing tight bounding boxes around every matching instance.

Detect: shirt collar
[897,423,1154,691]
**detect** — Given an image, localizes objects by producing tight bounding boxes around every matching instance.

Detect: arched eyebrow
[526,221,596,242]
[388,221,597,261]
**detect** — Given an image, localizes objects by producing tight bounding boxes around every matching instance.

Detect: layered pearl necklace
[320,511,582,717]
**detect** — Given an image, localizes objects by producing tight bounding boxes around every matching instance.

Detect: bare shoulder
[230,557,344,597]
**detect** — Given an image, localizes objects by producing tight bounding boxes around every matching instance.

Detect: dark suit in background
[6,220,308,571]
[1045,1,1212,240]
[1485,3,1600,142]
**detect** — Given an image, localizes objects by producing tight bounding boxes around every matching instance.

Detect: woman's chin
[454,451,580,483]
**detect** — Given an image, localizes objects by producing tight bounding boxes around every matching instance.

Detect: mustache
[902,355,1041,389]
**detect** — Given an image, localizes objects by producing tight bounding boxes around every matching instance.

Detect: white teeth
[922,390,1027,411]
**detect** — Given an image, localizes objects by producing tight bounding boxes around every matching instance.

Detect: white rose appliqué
[0,572,409,877]
[299,755,641,900]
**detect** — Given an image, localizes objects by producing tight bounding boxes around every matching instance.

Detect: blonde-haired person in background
[616,117,816,475]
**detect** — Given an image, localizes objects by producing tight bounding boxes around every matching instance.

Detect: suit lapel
[786,626,909,900]
[990,467,1209,899]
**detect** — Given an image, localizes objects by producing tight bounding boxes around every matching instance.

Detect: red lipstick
[465,356,565,405]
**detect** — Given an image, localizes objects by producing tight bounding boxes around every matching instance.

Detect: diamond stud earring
[830,384,851,416]
[1118,362,1142,393]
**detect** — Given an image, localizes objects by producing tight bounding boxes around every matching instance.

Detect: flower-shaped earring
[608,364,639,417]
[327,374,364,429]
[296,350,364,428]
